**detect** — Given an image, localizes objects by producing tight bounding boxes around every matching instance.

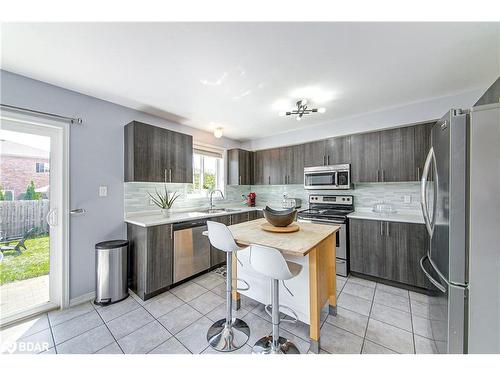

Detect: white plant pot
[161,208,172,217]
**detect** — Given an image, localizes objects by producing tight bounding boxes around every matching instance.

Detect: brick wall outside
[0,155,50,199]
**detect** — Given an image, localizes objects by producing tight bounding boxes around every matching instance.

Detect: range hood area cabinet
[124,121,193,183]
[349,218,430,289]
[350,123,433,183]
[227,148,253,185]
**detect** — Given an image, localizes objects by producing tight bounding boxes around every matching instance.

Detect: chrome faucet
[209,189,224,210]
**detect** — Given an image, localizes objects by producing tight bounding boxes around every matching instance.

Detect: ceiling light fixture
[214,127,223,138]
[279,100,326,121]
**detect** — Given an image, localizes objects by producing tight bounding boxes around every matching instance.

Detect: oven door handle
[298,218,345,224]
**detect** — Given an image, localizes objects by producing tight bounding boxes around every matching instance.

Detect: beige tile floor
[0,272,443,354]
[0,275,50,317]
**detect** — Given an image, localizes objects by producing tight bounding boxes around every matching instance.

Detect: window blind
[193,145,223,159]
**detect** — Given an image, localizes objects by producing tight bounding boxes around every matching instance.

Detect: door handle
[417,166,421,181]
[386,221,390,236]
[382,170,385,182]
[164,169,167,183]
[70,208,86,215]
[46,209,57,227]
[268,176,270,185]
[377,170,380,182]
[420,147,436,237]
[419,254,446,293]
[169,169,172,182]
[380,221,384,236]
[323,155,326,165]
[327,155,330,165]
[239,175,242,185]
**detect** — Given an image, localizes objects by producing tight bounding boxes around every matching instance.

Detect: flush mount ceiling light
[278,99,326,121]
[213,127,223,138]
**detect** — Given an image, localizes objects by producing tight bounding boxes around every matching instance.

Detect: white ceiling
[1,22,499,141]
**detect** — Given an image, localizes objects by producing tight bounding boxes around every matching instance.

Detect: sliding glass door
[0,113,68,325]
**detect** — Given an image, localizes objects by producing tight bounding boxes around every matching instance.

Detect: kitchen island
[226,218,340,353]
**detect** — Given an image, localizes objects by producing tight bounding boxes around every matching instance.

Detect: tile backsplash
[229,183,422,212]
[124,181,422,215]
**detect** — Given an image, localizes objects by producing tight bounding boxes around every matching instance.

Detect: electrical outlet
[98,185,108,197]
[403,195,411,204]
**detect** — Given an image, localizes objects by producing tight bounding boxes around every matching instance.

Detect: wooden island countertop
[227,218,340,257]
[226,218,340,353]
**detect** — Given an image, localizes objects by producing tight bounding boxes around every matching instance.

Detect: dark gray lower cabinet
[209,215,230,267]
[349,219,429,289]
[209,211,253,267]
[127,223,173,300]
[249,209,264,220]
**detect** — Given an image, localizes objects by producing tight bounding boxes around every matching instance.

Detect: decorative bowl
[263,206,297,227]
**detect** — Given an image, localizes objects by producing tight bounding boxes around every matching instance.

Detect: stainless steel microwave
[304,164,351,190]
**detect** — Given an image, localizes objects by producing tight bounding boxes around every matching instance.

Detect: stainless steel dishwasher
[173,219,211,283]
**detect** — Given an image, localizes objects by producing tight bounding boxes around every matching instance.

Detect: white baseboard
[69,291,95,307]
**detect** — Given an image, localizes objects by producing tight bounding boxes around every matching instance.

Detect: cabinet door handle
[164,169,167,183]
[386,221,390,236]
[417,167,421,181]
[327,155,330,165]
[377,170,380,182]
[380,221,384,236]
[382,170,385,182]
[169,169,172,182]
[239,175,242,185]
[323,155,326,165]
[170,224,173,239]
[268,176,270,185]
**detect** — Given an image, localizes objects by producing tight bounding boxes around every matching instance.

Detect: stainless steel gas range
[297,194,354,277]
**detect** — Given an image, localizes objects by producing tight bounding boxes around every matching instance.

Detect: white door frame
[0,110,70,325]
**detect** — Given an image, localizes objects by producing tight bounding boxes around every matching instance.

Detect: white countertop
[124,205,265,227]
[347,209,425,224]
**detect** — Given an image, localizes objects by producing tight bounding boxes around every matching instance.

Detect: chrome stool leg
[207,252,250,352]
[252,279,300,354]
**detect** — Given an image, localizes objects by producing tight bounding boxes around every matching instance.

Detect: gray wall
[0,70,241,300]
[474,76,500,106]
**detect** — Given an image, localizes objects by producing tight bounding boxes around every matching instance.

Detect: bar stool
[249,244,302,354]
[206,221,251,352]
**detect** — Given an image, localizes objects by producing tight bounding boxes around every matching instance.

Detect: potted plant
[148,186,180,217]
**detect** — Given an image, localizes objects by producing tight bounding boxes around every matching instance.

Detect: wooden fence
[0,200,49,239]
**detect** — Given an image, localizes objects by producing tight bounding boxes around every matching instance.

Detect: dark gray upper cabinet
[227,149,253,185]
[379,127,415,182]
[288,143,305,184]
[304,140,327,167]
[124,121,193,183]
[349,218,430,289]
[127,223,173,300]
[350,131,381,182]
[413,122,433,181]
[325,136,351,165]
[252,150,265,185]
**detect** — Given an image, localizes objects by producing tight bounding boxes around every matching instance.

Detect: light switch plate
[99,185,108,197]
[403,195,411,203]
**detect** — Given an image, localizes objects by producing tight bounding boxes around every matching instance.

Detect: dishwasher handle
[173,219,208,231]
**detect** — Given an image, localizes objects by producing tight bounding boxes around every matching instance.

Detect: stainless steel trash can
[94,240,129,306]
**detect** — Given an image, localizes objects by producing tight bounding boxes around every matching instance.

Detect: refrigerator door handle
[420,253,447,293]
[420,147,435,237]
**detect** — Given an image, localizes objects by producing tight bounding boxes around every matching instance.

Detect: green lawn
[0,236,49,285]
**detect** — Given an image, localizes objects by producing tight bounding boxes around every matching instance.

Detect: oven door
[297,218,348,276]
[304,170,337,189]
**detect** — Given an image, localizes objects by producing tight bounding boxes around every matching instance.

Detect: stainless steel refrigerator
[419,103,500,354]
